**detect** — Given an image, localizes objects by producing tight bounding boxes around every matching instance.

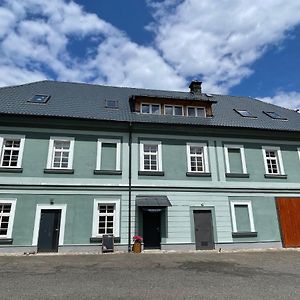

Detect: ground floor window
[0,199,17,238]
[92,199,120,237]
[230,201,255,233]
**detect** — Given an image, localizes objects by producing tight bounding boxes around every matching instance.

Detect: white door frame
[32,204,67,246]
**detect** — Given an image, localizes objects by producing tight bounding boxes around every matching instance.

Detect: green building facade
[0,80,299,252]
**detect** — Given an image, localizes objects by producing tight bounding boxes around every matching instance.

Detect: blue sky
[0,0,300,109]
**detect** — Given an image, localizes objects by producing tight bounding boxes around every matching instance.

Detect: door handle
[55,228,59,232]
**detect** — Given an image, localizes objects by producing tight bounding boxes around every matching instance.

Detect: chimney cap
[189,80,202,94]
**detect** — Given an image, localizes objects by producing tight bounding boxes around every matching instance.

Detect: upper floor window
[46,137,75,170]
[262,146,285,175]
[96,139,121,171]
[0,136,25,168]
[186,143,209,173]
[164,105,183,116]
[140,141,162,172]
[224,144,247,174]
[92,199,120,237]
[141,103,161,115]
[0,199,17,239]
[230,201,255,233]
[187,107,206,117]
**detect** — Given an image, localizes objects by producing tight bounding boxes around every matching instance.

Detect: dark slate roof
[0,80,299,132]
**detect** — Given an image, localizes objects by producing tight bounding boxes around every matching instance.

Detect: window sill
[186,172,211,177]
[232,232,257,238]
[0,167,23,173]
[90,237,120,243]
[226,173,249,178]
[44,169,74,174]
[0,238,13,245]
[264,174,287,179]
[138,171,165,176]
[94,170,122,175]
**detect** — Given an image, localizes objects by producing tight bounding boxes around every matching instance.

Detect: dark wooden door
[193,210,214,250]
[143,210,161,249]
[276,198,300,247]
[37,209,61,252]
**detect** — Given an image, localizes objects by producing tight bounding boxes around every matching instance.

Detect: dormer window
[141,103,161,115]
[263,111,287,120]
[187,107,206,117]
[164,105,183,116]
[234,109,257,118]
[28,94,50,104]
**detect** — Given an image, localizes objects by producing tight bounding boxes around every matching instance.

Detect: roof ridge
[19,79,191,95]
[247,96,299,114]
[0,80,50,91]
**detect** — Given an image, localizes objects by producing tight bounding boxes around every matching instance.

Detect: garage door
[276,198,300,248]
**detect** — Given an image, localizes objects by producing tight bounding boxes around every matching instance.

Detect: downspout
[128,122,133,252]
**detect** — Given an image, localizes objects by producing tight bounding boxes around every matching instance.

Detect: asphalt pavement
[0,250,299,299]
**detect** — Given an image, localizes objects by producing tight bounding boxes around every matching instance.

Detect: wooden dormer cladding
[131,95,214,117]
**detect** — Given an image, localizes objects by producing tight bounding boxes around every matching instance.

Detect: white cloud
[0,0,300,103]
[148,0,300,93]
[0,0,185,90]
[258,91,300,110]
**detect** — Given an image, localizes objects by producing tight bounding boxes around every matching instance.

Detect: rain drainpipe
[128,122,133,252]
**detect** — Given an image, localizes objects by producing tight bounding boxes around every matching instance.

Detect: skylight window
[263,111,287,120]
[234,109,257,118]
[105,99,118,109]
[28,94,50,103]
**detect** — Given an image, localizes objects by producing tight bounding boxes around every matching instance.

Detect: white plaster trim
[0,135,25,168]
[32,204,67,246]
[230,200,255,233]
[262,146,285,175]
[96,138,121,171]
[186,142,209,172]
[224,144,247,174]
[92,198,120,237]
[46,137,75,170]
[139,140,162,171]
[0,199,17,239]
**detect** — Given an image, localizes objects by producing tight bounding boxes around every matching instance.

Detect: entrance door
[276,198,300,247]
[193,210,214,250]
[143,210,161,249]
[37,209,61,252]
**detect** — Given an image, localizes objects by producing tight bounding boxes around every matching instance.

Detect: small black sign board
[102,235,114,253]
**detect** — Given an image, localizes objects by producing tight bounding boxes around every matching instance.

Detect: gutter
[128,122,133,252]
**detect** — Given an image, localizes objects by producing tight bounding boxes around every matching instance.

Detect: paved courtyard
[0,250,299,299]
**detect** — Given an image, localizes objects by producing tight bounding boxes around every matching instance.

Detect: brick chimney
[189,80,202,95]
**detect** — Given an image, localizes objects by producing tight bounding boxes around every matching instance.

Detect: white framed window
[140,103,161,115]
[230,201,255,233]
[140,140,162,171]
[0,199,17,239]
[96,139,121,171]
[46,137,75,169]
[0,135,25,168]
[262,146,285,175]
[164,105,184,116]
[186,143,209,173]
[224,144,247,174]
[92,199,120,237]
[187,106,206,117]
